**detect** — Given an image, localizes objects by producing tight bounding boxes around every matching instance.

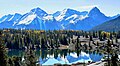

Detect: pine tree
[90,36,93,41]
[107,39,111,66]
[115,37,118,43]
[24,49,37,66]
[0,31,8,66]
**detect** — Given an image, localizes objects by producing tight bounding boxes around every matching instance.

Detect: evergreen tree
[89,36,93,41]
[0,31,8,66]
[115,37,118,43]
[107,39,111,66]
[24,49,37,66]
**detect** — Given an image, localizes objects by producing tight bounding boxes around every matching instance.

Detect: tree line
[0,29,120,50]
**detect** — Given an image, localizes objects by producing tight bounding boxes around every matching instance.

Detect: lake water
[8,49,104,65]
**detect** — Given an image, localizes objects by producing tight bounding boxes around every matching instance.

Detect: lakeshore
[0,29,119,66]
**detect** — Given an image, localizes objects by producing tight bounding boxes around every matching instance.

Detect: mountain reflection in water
[8,49,103,65]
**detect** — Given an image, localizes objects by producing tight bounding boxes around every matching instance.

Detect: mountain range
[91,16,120,31]
[0,7,119,31]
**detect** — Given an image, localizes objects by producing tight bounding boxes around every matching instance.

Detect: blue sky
[0,0,120,17]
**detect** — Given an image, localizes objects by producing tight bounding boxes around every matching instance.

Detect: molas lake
[8,49,104,65]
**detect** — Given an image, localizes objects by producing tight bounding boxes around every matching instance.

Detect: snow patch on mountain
[70,20,75,24]
[55,14,65,21]
[18,14,36,25]
[61,24,65,29]
[66,14,78,20]
[66,14,88,24]
[0,14,13,22]
[13,22,17,26]
[8,15,14,21]
[1,17,8,22]
[79,15,88,20]
[55,9,67,21]
[43,15,53,20]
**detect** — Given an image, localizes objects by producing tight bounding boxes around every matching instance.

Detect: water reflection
[8,49,103,65]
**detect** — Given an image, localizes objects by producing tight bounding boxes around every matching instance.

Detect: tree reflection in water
[8,49,104,65]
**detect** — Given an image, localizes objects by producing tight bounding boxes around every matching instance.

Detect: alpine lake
[8,49,104,65]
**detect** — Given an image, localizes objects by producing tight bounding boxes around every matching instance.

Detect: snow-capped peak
[30,7,47,17]
[31,7,45,13]
[55,8,88,22]
[16,7,48,25]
